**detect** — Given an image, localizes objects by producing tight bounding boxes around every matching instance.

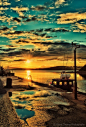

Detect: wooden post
[72,42,80,99]
[74,49,77,99]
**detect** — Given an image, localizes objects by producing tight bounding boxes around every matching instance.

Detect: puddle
[16,109,35,121]
[10,90,35,121]
[20,91,35,95]
[12,100,30,104]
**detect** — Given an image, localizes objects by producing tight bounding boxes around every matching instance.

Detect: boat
[51,71,74,91]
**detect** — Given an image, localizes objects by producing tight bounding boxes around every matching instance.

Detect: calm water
[16,109,35,121]
[10,90,35,121]
[13,70,86,93]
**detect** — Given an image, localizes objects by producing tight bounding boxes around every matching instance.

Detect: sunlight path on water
[13,70,86,93]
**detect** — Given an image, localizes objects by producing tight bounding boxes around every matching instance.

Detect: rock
[84,99,86,106]
[63,107,74,113]
[58,109,68,116]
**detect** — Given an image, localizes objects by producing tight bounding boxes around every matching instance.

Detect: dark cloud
[32,28,70,35]
[6,48,31,57]
[32,32,47,37]
[5,49,46,58]
[32,41,71,46]
[16,39,29,44]
[6,45,17,48]
[31,50,46,57]
[32,16,37,21]
[46,36,52,38]
[0,26,9,31]
[48,47,55,51]
[73,40,85,42]
[30,5,47,11]
[5,31,23,35]
[13,17,21,22]
[33,32,39,36]
[0,43,86,61]
[0,48,31,58]
[13,31,23,34]
[40,33,46,37]
[8,51,22,56]
[77,54,86,59]
[25,16,37,22]
[13,59,26,61]
[45,28,52,31]
[26,18,31,22]
[0,59,7,61]
[0,48,16,52]
[31,41,73,58]
[0,53,5,56]
[36,29,43,32]
[30,30,35,32]
[77,19,85,24]
[19,16,27,19]
[20,49,30,52]
[51,28,70,32]
[44,28,70,32]
[37,57,58,61]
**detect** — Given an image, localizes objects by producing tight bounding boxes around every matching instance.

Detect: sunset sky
[0,0,86,68]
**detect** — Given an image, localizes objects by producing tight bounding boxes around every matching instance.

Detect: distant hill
[78,64,86,78]
[79,64,86,71]
[11,66,74,70]
[36,66,73,70]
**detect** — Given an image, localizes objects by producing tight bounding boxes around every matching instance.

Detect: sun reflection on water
[27,70,31,76]
[27,70,32,80]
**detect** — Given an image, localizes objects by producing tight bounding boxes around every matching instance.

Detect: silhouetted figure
[60,71,71,79]
[1,66,4,76]
[60,71,66,79]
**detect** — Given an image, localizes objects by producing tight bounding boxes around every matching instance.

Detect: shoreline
[0,79,28,127]
[0,76,86,127]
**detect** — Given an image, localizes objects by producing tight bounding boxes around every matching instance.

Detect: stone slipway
[0,79,28,127]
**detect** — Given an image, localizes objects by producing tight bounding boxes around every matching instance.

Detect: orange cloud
[57,12,86,24]
[11,7,29,16]
[74,23,86,33]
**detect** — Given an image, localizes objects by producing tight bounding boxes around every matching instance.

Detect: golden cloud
[0,0,11,6]
[55,0,66,8]
[0,7,8,10]
[57,12,86,24]
[11,7,29,16]
[75,23,86,33]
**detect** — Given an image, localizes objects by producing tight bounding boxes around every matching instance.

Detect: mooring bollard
[6,78,12,88]
[8,92,12,97]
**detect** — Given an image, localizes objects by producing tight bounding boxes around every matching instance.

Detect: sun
[26,60,30,63]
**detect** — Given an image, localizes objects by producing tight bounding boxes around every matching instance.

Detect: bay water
[13,70,86,93]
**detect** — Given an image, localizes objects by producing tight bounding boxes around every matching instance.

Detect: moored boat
[52,71,74,91]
